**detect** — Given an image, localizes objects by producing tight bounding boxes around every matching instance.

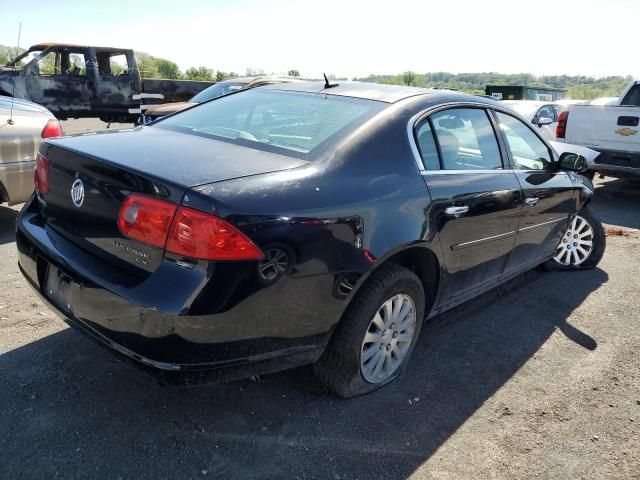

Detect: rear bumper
[591,149,640,178]
[16,197,337,383]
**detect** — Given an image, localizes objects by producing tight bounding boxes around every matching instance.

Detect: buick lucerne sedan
[17,82,605,397]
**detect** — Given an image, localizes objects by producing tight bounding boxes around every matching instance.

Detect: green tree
[156,59,182,79]
[184,66,214,81]
[135,51,159,78]
[403,71,416,86]
[287,69,300,77]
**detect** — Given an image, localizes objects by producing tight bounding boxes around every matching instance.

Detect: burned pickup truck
[0,43,212,123]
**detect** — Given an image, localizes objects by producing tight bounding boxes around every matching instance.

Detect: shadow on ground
[0,206,18,245]
[0,266,607,479]
[590,177,640,230]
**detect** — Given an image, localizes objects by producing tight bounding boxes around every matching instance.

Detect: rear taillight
[556,111,569,139]
[166,206,264,260]
[41,119,63,139]
[34,152,49,194]
[118,195,177,248]
[117,194,263,261]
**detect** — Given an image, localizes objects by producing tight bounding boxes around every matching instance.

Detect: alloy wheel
[554,215,594,266]
[360,293,416,383]
[258,247,290,281]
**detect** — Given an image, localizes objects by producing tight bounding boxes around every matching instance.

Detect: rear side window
[430,108,502,170]
[156,90,385,158]
[96,52,130,76]
[415,122,440,170]
[621,84,640,106]
[495,112,553,170]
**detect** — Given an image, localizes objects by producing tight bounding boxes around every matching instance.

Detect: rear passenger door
[415,107,523,306]
[492,110,576,272]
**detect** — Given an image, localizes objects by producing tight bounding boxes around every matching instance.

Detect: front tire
[313,263,425,398]
[546,206,605,270]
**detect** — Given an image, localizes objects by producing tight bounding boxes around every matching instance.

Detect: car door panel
[424,171,522,304]
[508,171,575,270]
[493,110,577,272]
[415,107,524,307]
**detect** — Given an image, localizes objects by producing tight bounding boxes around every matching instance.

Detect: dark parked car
[17,82,605,397]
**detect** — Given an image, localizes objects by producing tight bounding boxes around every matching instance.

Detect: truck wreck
[0,43,212,123]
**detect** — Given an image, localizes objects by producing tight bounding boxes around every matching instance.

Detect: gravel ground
[0,125,639,479]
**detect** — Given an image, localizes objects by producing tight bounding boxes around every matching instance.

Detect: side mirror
[537,117,553,127]
[558,152,588,172]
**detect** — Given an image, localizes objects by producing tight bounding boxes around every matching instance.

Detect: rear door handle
[445,206,470,218]
[525,197,539,207]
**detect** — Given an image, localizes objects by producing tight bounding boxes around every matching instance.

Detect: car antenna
[7,22,22,126]
[323,73,339,89]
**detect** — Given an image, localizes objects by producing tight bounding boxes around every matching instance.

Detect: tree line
[357,72,634,100]
[1,45,633,99]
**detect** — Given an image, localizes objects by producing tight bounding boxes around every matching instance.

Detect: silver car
[0,95,61,205]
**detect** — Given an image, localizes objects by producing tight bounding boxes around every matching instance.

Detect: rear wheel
[313,263,425,398]
[546,207,605,270]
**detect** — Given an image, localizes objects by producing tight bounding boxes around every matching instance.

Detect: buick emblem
[70,179,85,208]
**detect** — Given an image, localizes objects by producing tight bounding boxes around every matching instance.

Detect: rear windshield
[191,82,246,102]
[155,89,385,158]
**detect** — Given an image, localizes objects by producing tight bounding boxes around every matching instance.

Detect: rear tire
[545,206,605,271]
[313,263,425,398]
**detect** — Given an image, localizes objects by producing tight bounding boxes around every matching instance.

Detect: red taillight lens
[117,194,177,248]
[34,152,49,194]
[556,111,569,139]
[117,194,263,261]
[41,119,63,139]
[166,206,264,261]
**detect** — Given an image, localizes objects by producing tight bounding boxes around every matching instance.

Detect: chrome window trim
[407,101,554,175]
[422,169,516,175]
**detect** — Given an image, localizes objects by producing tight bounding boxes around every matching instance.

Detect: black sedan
[17,82,605,397]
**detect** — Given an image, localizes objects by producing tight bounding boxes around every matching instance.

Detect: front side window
[156,89,385,158]
[430,108,502,170]
[37,51,59,76]
[97,52,130,76]
[535,105,555,122]
[495,112,553,170]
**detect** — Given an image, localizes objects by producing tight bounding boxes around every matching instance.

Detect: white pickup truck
[556,80,640,180]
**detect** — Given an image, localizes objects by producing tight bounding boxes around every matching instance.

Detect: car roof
[261,81,440,103]
[28,43,129,52]
[502,100,550,107]
[0,95,53,115]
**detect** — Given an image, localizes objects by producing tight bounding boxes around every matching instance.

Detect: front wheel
[313,263,425,398]
[546,207,606,270]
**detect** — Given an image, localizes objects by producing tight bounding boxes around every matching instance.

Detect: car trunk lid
[38,127,306,273]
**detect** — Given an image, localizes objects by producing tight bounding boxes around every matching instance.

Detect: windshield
[191,83,247,103]
[157,89,385,158]
[4,49,43,68]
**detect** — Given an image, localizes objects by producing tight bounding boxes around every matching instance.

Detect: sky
[0,0,638,79]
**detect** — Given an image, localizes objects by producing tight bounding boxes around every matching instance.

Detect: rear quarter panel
[184,97,443,323]
[0,104,53,204]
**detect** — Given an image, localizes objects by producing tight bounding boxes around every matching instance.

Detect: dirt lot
[1,124,639,479]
